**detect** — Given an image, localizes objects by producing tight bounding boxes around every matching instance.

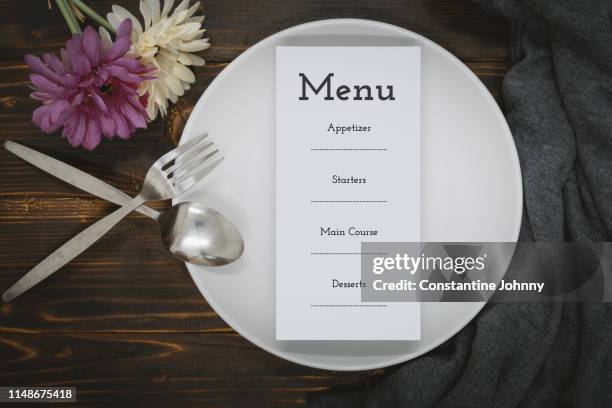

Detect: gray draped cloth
[308,1,612,406]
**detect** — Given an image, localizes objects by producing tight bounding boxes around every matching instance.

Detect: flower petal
[99,114,116,137]
[30,91,54,101]
[140,0,152,29]
[146,96,158,120]
[185,2,200,19]
[61,115,76,144]
[61,73,81,89]
[91,92,108,114]
[98,27,113,50]
[162,72,184,96]
[82,26,101,66]
[148,0,161,22]
[71,91,84,106]
[48,99,69,124]
[60,49,70,70]
[114,112,131,139]
[111,6,143,34]
[121,98,147,128]
[42,53,66,75]
[117,18,134,39]
[176,52,191,65]
[131,92,149,114]
[79,76,95,88]
[106,12,123,31]
[161,0,175,18]
[108,65,142,83]
[24,55,62,84]
[112,56,145,71]
[186,15,205,25]
[177,38,210,52]
[30,73,64,95]
[82,118,102,150]
[187,53,205,66]
[65,36,82,65]
[170,61,195,83]
[173,9,190,25]
[184,28,205,41]
[105,36,131,61]
[172,0,190,16]
[31,104,51,130]
[65,114,86,147]
[173,22,201,37]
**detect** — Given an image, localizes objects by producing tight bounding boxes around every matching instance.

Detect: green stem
[55,0,81,34]
[70,0,116,34]
[65,0,83,34]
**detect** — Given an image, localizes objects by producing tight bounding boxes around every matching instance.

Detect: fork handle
[2,195,147,302]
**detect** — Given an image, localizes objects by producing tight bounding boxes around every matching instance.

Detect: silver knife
[4,141,160,220]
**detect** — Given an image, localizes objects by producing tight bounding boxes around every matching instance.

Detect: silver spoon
[5,140,244,267]
[158,202,243,266]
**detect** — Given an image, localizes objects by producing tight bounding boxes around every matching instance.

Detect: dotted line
[311,148,388,151]
[310,304,388,308]
[310,200,388,203]
[310,252,388,255]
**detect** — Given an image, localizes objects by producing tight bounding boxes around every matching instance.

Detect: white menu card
[275,46,421,340]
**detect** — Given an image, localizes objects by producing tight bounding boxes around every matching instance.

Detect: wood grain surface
[0,0,509,406]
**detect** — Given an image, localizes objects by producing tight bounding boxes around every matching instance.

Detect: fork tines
[161,134,224,192]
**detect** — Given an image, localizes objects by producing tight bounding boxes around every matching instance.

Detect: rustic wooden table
[0,0,508,406]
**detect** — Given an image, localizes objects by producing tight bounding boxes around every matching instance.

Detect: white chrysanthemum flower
[102,0,210,120]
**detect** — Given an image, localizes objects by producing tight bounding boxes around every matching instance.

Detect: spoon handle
[4,141,160,220]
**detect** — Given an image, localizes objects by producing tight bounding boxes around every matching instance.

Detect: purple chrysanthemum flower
[25,19,154,150]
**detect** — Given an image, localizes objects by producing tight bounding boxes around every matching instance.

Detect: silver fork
[2,135,223,302]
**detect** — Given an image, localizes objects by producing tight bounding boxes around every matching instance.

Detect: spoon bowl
[159,202,244,266]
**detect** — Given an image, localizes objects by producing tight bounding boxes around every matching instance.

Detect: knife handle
[4,141,160,220]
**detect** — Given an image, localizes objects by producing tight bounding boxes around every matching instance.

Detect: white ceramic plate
[176,19,522,371]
